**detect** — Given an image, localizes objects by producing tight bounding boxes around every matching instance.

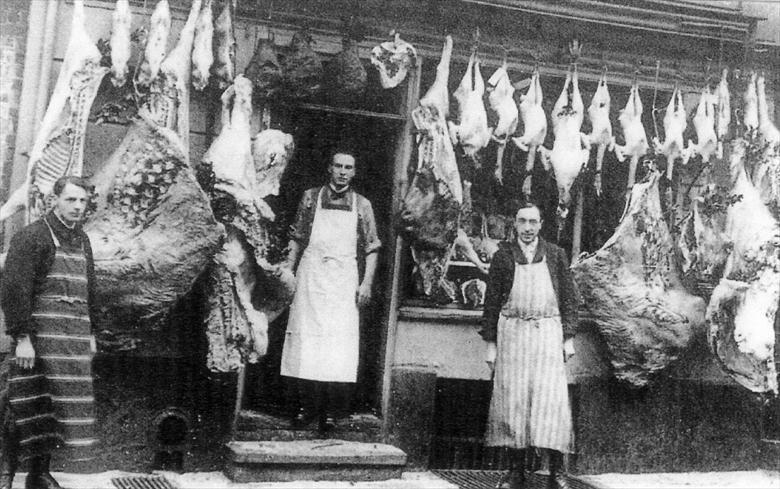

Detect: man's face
[328,153,356,189]
[54,183,89,225]
[515,206,542,245]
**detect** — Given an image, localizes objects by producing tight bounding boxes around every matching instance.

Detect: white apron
[485,256,573,453]
[281,188,360,383]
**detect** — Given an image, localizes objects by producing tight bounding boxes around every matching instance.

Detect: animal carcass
[756,73,780,146]
[614,79,649,199]
[572,172,706,386]
[653,85,689,181]
[109,0,132,87]
[399,36,460,302]
[706,140,779,394]
[715,68,731,159]
[135,0,170,87]
[283,29,323,100]
[0,0,108,222]
[212,1,236,90]
[587,70,615,196]
[544,66,589,226]
[448,49,491,158]
[191,0,214,91]
[325,34,367,103]
[512,67,547,198]
[752,73,780,214]
[486,60,518,182]
[687,86,718,164]
[743,71,759,134]
[370,32,417,89]
[245,34,284,99]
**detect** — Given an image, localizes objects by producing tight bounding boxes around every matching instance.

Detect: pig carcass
[572,171,707,386]
[614,79,649,200]
[109,0,132,87]
[706,140,780,394]
[653,85,689,181]
[0,0,108,222]
[448,49,491,159]
[512,67,547,198]
[486,60,518,183]
[587,70,615,197]
[399,36,460,303]
[370,31,417,89]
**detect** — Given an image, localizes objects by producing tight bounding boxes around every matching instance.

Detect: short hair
[53,176,93,196]
[330,147,357,163]
[516,200,544,217]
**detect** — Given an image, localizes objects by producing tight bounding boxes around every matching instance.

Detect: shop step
[224,440,407,482]
[233,410,382,443]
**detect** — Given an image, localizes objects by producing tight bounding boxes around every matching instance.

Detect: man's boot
[0,447,15,489]
[548,451,570,489]
[25,455,62,489]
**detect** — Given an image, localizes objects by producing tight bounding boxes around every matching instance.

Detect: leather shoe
[318,416,336,434]
[291,408,316,429]
[549,472,571,489]
[25,472,62,489]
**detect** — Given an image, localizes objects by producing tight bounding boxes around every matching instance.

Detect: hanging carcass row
[572,172,706,386]
[398,36,461,303]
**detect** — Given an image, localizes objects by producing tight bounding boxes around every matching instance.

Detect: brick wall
[0,0,29,205]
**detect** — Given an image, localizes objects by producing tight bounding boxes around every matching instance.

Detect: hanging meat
[251,129,295,203]
[715,68,731,159]
[572,171,706,386]
[84,113,222,329]
[653,85,689,181]
[134,0,170,87]
[742,71,758,134]
[512,67,547,198]
[706,140,779,394]
[448,48,491,159]
[486,60,518,183]
[614,78,649,199]
[212,0,236,91]
[370,31,417,89]
[325,33,368,104]
[283,29,323,100]
[687,86,718,165]
[756,73,780,147]
[0,0,108,222]
[586,69,615,196]
[752,72,780,214]
[244,33,284,100]
[399,35,461,303]
[110,0,132,87]
[544,65,589,228]
[191,0,214,91]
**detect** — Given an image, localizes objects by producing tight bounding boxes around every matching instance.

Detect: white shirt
[518,237,538,263]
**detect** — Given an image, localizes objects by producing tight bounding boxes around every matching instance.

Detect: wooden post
[571,189,584,261]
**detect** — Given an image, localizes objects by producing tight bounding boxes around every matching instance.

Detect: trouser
[511,448,566,475]
[288,378,354,418]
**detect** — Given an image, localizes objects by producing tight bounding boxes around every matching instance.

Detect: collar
[53,211,77,230]
[45,211,83,245]
[509,237,545,264]
[328,183,351,199]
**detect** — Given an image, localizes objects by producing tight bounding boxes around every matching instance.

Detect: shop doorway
[244,106,402,418]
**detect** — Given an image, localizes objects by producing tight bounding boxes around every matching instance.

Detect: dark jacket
[480,238,579,342]
[1,212,97,338]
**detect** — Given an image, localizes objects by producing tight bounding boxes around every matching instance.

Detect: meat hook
[651,60,661,144]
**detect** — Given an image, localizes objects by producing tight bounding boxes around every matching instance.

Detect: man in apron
[280,150,381,434]
[1,176,98,489]
[480,202,579,489]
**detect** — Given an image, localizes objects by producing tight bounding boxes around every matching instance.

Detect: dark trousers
[288,378,354,418]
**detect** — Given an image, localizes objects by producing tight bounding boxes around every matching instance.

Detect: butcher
[280,150,381,433]
[1,176,99,489]
[480,202,578,489]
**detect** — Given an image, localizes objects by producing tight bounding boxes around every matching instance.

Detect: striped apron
[485,256,573,453]
[7,221,98,463]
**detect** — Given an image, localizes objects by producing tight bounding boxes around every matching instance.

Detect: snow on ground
[580,470,780,489]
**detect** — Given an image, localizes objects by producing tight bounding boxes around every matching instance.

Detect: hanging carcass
[282,28,323,100]
[0,0,108,222]
[370,31,417,89]
[134,0,170,87]
[614,77,649,200]
[212,0,236,90]
[398,36,460,303]
[324,23,368,104]
[715,68,731,159]
[586,68,615,197]
[486,58,518,183]
[448,47,491,160]
[572,171,706,386]
[191,0,214,91]
[687,85,718,165]
[109,0,132,87]
[742,71,759,134]
[653,84,689,181]
[244,33,284,99]
[512,67,547,198]
[751,72,780,215]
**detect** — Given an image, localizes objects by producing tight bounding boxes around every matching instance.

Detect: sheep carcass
[614,79,649,200]
[245,34,284,99]
[486,60,518,182]
[448,49,491,159]
[109,0,132,87]
[544,66,590,227]
[512,67,547,198]
[212,1,236,90]
[707,140,779,394]
[0,0,108,222]
[191,0,214,91]
[687,86,718,166]
[587,70,615,196]
[743,71,759,134]
[715,68,731,159]
[572,171,706,386]
[134,0,170,87]
[283,29,323,100]
[370,32,417,89]
[752,73,780,214]
[399,36,460,302]
[653,86,689,181]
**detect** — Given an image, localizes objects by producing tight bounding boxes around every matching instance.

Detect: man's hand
[485,341,497,372]
[15,335,35,370]
[356,282,372,308]
[563,337,575,361]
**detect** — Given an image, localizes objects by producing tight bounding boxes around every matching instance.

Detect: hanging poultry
[614,77,649,200]
[742,71,759,134]
[110,0,132,87]
[756,72,780,146]
[191,0,214,91]
[512,67,547,198]
[212,0,236,90]
[448,47,491,159]
[0,0,108,222]
[687,85,718,165]
[543,63,590,230]
[245,33,284,99]
[586,68,615,197]
[715,68,731,159]
[135,0,170,87]
[486,59,518,183]
[653,84,689,181]
[370,31,417,89]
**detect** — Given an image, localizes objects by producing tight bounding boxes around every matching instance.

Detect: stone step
[234,410,382,443]
[224,440,407,483]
